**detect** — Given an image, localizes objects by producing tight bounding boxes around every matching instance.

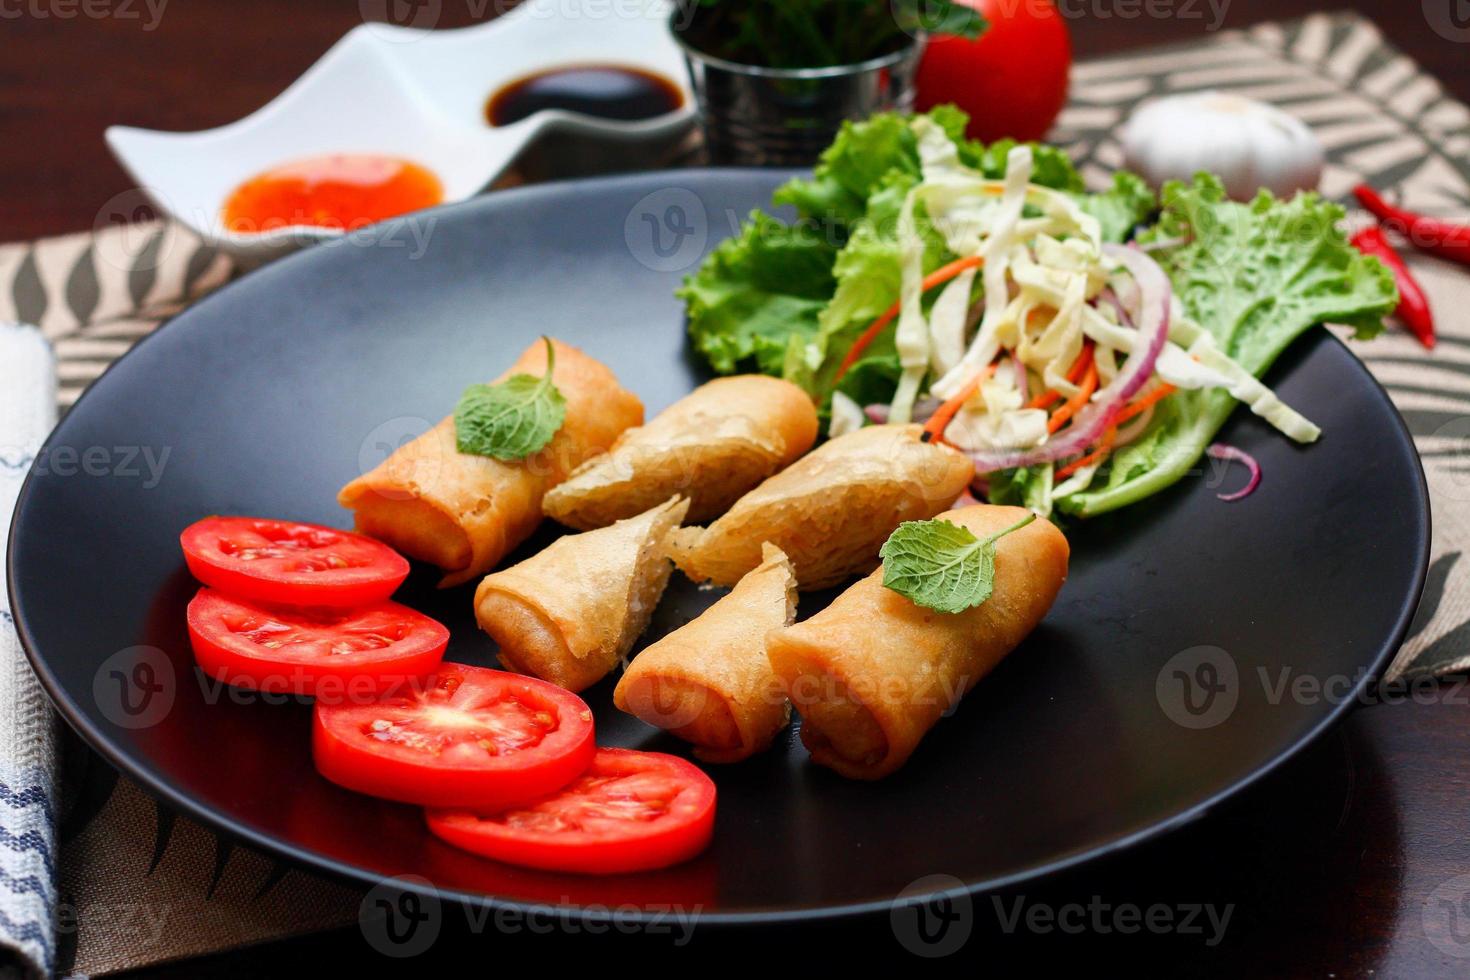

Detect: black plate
[8,170,1429,922]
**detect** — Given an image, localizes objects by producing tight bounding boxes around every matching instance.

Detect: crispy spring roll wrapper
[614,543,797,763]
[474,496,689,693]
[766,505,1069,780]
[543,375,818,530]
[339,339,643,588]
[668,424,974,590]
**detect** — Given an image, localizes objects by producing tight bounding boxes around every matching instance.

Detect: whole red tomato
[915,0,1073,143]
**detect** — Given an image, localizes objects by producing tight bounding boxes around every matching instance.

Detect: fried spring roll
[765,505,1068,779]
[544,375,818,530]
[668,424,975,590]
[615,543,797,763]
[474,496,688,693]
[339,339,643,587]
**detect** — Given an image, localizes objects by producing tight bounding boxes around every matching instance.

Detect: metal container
[671,14,924,167]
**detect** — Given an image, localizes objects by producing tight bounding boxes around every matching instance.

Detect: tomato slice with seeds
[425,748,716,875]
[313,664,596,810]
[186,588,447,698]
[180,516,409,607]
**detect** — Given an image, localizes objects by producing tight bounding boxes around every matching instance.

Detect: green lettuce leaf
[987,464,1054,514]
[773,107,969,232]
[678,211,837,375]
[789,174,956,403]
[683,107,1155,418]
[961,138,1085,192]
[1079,171,1156,243]
[774,117,1092,408]
[1058,174,1398,517]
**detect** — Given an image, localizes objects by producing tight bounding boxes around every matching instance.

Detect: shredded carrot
[1115,383,1178,426]
[1045,360,1098,434]
[833,256,986,383]
[1052,381,1178,482]
[1056,424,1118,481]
[922,362,998,443]
[1026,342,1094,410]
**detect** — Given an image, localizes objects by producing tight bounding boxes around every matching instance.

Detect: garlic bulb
[1121,92,1324,201]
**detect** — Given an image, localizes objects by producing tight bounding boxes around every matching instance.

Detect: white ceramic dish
[106,0,694,266]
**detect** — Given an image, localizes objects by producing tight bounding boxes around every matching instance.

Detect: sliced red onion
[1108,274,1141,321]
[1097,286,1134,327]
[965,297,985,333]
[913,397,942,423]
[1206,443,1261,501]
[963,244,1172,473]
[1113,405,1155,448]
[867,397,941,426]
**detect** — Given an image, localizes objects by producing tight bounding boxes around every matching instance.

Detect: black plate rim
[6,169,1432,923]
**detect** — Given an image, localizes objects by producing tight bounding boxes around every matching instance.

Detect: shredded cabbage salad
[680,107,1399,519]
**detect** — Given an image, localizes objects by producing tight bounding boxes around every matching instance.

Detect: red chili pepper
[1351,226,1435,349]
[1355,184,1470,268]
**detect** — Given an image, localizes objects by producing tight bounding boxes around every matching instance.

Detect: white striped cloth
[0,325,59,978]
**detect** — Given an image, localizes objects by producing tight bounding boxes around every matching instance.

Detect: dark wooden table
[6,2,1469,977]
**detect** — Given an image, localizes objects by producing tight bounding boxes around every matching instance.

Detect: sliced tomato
[180,516,409,607]
[425,748,716,875]
[186,588,447,698]
[313,664,596,810]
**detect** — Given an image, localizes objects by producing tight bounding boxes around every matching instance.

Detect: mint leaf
[879,515,1037,614]
[453,337,567,461]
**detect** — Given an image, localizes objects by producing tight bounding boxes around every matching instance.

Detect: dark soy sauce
[486,65,683,127]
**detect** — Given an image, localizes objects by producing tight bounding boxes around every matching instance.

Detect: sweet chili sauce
[222,154,444,234]
[486,65,683,127]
